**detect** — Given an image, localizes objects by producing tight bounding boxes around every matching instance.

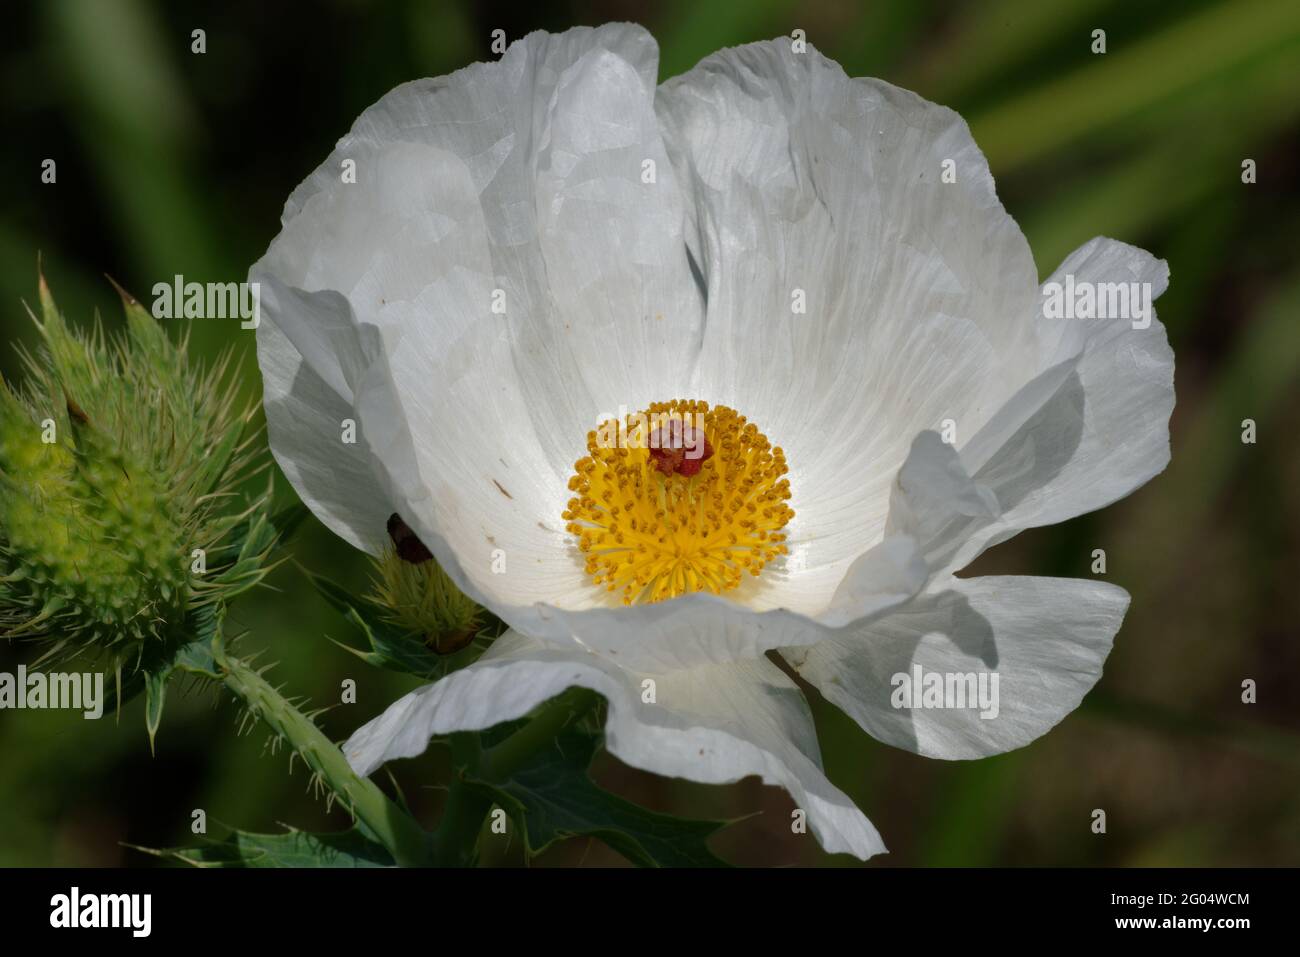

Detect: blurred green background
[1,0,1298,867]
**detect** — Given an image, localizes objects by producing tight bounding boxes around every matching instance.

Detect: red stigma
[648,421,713,478]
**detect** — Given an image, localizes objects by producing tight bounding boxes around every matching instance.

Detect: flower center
[562,400,793,605]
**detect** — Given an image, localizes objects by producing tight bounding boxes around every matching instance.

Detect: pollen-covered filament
[562,400,793,605]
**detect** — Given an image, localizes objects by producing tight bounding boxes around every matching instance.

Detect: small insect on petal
[387,512,433,564]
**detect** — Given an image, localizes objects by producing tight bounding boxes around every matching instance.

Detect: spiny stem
[217,653,432,866]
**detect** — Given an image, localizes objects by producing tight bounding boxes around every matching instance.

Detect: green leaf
[173,601,223,678]
[137,825,395,868]
[467,724,731,867]
[270,501,310,542]
[102,599,225,719]
[143,667,167,752]
[203,494,305,597]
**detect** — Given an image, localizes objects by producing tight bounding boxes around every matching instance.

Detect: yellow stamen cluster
[562,400,793,605]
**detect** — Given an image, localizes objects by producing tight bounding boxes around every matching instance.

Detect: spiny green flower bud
[0,276,264,665]
[370,514,482,655]
[0,398,187,642]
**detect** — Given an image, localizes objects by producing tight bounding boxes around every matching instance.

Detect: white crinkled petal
[255,288,392,553]
[885,430,1001,572]
[515,532,925,673]
[950,238,1174,570]
[784,575,1129,759]
[344,630,886,860]
[859,238,1172,578]
[656,39,1042,611]
[252,23,704,596]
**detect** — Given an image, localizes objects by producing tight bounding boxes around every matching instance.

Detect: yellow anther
[562,400,794,605]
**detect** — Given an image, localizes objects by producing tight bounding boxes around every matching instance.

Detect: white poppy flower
[251,24,1174,861]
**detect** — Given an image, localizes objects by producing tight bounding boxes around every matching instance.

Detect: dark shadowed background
[1,0,1298,866]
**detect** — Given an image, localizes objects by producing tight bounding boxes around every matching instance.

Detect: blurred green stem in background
[1083,692,1300,769]
[43,0,243,370]
[907,0,1112,102]
[1021,46,1300,268]
[970,0,1300,172]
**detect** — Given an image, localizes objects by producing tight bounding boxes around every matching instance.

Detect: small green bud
[371,514,481,655]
